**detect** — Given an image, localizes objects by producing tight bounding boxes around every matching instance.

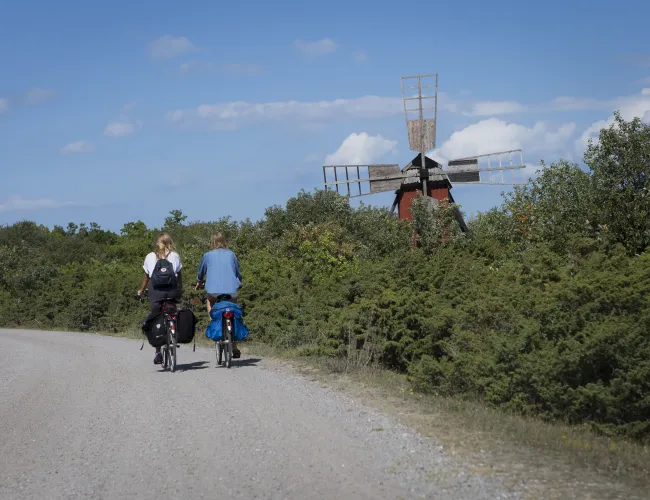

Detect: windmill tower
[322,73,527,231]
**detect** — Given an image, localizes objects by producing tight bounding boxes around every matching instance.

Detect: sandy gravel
[0,328,549,499]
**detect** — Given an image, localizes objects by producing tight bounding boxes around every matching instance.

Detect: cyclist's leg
[206,293,217,314]
[149,300,163,364]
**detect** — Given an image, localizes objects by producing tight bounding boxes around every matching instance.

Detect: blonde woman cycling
[138,232,183,364]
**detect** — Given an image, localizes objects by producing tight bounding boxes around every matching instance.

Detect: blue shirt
[196,249,242,295]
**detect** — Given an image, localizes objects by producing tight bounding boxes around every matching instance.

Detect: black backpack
[150,253,178,290]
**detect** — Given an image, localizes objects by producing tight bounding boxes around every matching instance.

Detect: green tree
[584,111,650,254]
[120,221,150,238]
[501,160,598,252]
[164,209,188,229]
[410,195,465,254]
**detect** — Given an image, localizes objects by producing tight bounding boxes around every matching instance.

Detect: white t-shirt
[143,251,182,277]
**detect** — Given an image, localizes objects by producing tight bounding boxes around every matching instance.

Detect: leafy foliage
[2,114,649,443]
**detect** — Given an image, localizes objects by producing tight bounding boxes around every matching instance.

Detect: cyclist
[195,231,242,358]
[138,232,183,364]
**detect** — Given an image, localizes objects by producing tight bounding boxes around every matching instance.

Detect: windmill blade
[323,164,405,198]
[446,149,527,185]
[400,74,438,153]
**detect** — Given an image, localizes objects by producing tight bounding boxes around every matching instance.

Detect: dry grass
[242,341,650,498]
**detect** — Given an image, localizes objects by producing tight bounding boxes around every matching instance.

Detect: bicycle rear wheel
[225,325,233,368]
[162,346,169,370]
[169,332,176,372]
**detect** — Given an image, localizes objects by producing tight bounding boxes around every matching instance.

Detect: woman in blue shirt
[195,232,243,357]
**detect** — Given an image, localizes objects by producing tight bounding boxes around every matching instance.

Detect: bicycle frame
[160,301,178,372]
[216,309,235,368]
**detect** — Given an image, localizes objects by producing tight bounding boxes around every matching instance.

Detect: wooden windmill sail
[322,73,527,230]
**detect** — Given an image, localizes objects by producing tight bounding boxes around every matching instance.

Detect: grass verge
[241,340,650,494]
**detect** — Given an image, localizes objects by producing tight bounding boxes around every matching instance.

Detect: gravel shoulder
[0,329,643,500]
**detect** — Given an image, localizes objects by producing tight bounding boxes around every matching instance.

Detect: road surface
[0,329,529,499]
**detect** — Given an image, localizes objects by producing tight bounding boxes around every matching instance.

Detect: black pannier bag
[142,312,167,347]
[176,309,197,344]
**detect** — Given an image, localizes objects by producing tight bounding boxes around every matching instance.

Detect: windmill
[322,73,527,230]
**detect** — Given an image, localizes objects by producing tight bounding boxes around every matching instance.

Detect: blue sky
[1,0,649,231]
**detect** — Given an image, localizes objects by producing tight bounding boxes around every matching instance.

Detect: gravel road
[1,328,530,499]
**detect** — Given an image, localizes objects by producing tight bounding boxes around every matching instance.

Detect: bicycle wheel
[169,330,176,372]
[216,341,223,366]
[225,325,232,368]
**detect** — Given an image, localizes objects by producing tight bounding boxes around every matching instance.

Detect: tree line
[1,112,648,443]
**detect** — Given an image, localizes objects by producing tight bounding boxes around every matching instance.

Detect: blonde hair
[210,232,228,250]
[155,232,175,259]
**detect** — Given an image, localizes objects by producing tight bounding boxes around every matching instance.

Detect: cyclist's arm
[176,269,183,292]
[138,273,149,295]
[234,254,242,283]
[195,254,207,288]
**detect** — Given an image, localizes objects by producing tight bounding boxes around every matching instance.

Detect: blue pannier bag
[205,301,249,342]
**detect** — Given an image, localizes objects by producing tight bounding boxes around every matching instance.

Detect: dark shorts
[149,300,180,314]
[148,285,181,312]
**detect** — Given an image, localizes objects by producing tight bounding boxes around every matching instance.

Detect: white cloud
[352,49,368,62]
[0,98,8,115]
[611,88,650,117]
[166,95,403,130]
[164,89,646,133]
[441,87,650,158]
[422,119,576,184]
[104,115,142,137]
[633,76,650,85]
[576,118,613,151]
[0,195,73,212]
[60,141,95,154]
[26,87,55,104]
[432,118,576,164]
[325,132,397,165]
[148,35,195,59]
[576,87,650,151]
[458,96,609,117]
[454,90,650,118]
[122,102,136,111]
[293,38,339,56]
[105,121,135,137]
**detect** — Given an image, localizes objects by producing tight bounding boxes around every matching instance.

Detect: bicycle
[139,293,179,373]
[193,284,241,369]
[214,294,235,369]
[159,301,179,372]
